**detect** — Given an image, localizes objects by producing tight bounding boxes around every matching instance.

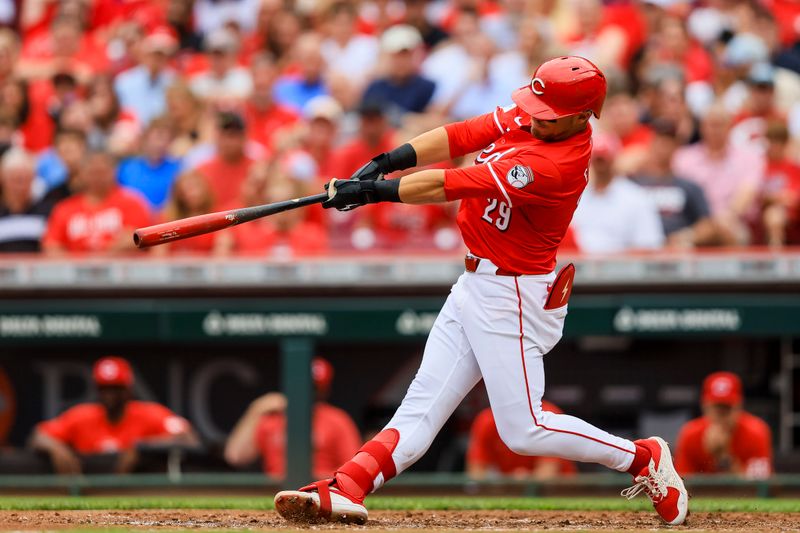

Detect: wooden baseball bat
[133,192,329,248]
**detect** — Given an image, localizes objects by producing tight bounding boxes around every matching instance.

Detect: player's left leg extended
[275,275,482,524]
[460,271,688,525]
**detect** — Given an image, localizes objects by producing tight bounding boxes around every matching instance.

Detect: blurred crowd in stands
[0,0,799,256]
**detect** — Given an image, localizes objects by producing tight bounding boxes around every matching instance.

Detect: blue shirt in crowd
[117,157,182,211]
[273,77,327,113]
[36,149,68,191]
[362,75,436,114]
[114,66,176,125]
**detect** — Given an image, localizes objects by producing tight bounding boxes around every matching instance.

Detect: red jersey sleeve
[36,405,86,445]
[466,409,495,468]
[444,151,562,207]
[140,403,190,437]
[738,415,773,478]
[674,421,703,475]
[445,105,524,158]
[326,408,361,467]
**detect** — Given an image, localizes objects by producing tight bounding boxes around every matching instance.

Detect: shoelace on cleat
[621,471,669,503]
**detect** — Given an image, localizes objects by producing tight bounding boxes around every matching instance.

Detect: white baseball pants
[379,260,636,488]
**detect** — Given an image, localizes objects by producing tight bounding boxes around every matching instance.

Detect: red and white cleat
[621,436,689,525]
[274,480,368,524]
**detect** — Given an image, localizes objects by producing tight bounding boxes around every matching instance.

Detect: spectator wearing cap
[321,2,379,90]
[467,401,576,481]
[114,26,178,125]
[42,150,151,255]
[189,27,253,103]
[243,53,300,151]
[631,121,716,248]
[196,112,255,210]
[0,149,56,252]
[330,100,396,181]
[730,63,785,150]
[299,96,344,180]
[362,25,436,118]
[117,117,182,212]
[672,104,765,245]
[570,134,664,253]
[273,34,328,113]
[30,356,198,474]
[675,372,772,479]
[759,121,800,246]
[225,357,360,479]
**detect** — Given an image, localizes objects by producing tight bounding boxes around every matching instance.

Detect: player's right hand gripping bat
[132,192,328,248]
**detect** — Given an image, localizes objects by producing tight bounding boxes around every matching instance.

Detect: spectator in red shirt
[42,150,151,255]
[467,401,577,480]
[329,100,396,181]
[760,121,800,246]
[675,372,773,479]
[328,100,396,249]
[243,53,300,151]
[196,111,254,210]
[225,357,361,479]
[30,356,198,474]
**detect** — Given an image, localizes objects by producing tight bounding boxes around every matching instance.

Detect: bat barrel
[132,192,329,248]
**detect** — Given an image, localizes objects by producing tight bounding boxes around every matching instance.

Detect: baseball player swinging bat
[132,192,329,248]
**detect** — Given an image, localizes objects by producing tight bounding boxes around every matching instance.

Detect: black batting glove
[350,159,384,182]
[349,144,417,182]
[322,177,402,211]
[323,179,378,211]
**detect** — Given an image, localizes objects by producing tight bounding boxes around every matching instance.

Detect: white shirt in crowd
[572,177,665,254]
[322,35,379,88]
[190,68,254,101]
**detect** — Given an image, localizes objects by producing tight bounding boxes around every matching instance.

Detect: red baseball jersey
[467,403,577,476]
[43,187,151,253]
[37,401,190,454]
[255,402,361,479]
[443,105,592,274]
[674,411,772,478]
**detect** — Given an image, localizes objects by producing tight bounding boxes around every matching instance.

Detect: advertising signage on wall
[0,295,798,344]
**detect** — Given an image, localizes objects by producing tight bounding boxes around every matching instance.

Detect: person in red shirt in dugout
[467,400,577,480]
[224,358,360,479]
[674,372,773,479]
[30,357,198,474]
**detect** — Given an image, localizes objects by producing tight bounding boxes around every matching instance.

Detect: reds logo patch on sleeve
[506,165,534,189]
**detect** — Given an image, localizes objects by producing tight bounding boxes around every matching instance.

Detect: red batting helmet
[512,56,607,120]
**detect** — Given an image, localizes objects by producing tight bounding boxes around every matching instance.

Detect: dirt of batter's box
[0,510,799,532]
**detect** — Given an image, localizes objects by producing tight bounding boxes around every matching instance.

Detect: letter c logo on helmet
[530,78,545,95]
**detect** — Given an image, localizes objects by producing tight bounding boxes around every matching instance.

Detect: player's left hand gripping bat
[133,192,329,248]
